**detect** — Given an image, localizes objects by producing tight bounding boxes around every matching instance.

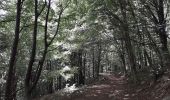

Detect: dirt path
[39,74,157,100]
[62,74,151,100]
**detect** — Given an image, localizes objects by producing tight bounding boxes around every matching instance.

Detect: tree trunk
[83,52,86,84]
[123,26,138,82]
[119,0,138,83]
[24,0,39,99]
[92,47,95,78]
[120,53,127,75]
[5,0,22,99]
[143,0,170,69]
[78,50,85,85]
[96,43,101,78]
[157,0,170,68]
[57,75,62,90]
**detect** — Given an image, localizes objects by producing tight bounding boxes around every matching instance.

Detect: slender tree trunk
[57,75,62,90]
[12,76,17,100]
[24,0,39,99]
[144,49,153,69]
[119,0,138,83]
[83,52,86,84]
[96,43,101,78]
[142,0,170,69]
[92,47,95,78]
[31,49,47,92]
[5,0,22,100]
[47,60,53,93]
[157,0,170,68]
[24,0,53,98]
[78,50,85,85]
[123,26,138,82]
[120,53,127,75]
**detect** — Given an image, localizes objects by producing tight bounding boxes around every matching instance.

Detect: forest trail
[65,74,146,100]
[39,74,155,100]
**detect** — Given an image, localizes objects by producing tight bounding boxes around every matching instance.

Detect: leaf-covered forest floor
[37,73,170,100]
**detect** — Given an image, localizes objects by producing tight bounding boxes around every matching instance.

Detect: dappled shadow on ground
[37,73,170,100]
[65,75,145,100]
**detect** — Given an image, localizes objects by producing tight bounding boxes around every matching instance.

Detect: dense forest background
[0,0,170,100]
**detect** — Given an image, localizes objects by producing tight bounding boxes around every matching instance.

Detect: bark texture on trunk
[5,0,22,99]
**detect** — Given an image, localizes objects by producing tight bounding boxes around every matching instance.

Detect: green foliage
[1,0,170,98]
